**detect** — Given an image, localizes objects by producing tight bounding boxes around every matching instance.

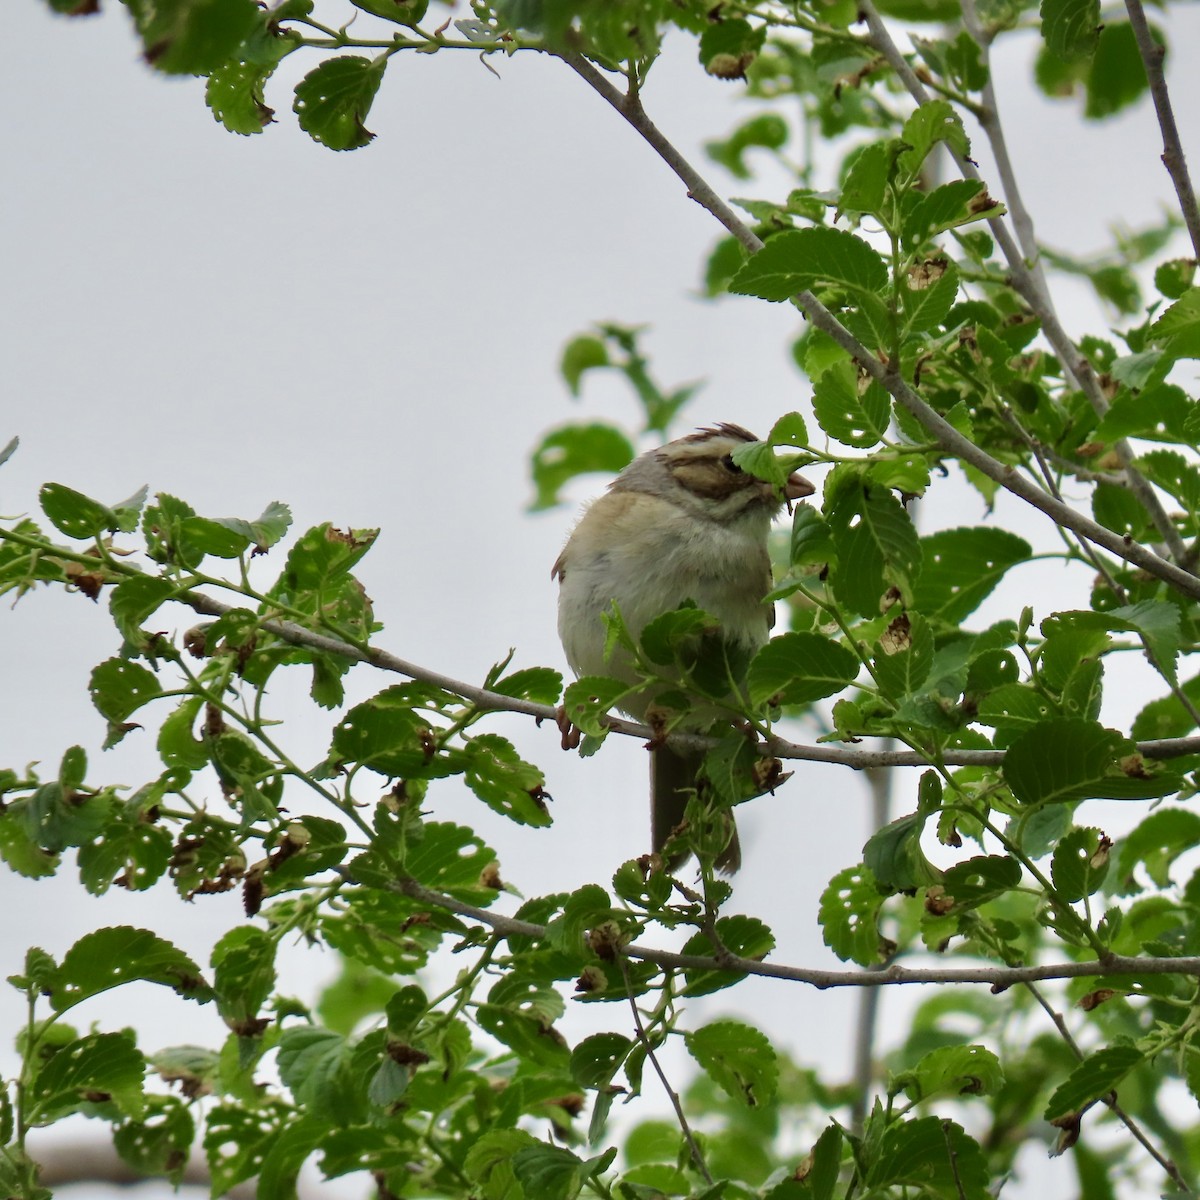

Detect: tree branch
[384,871,1200,991]
[859,0,1190,566]
[176,586,1200,765]
[554,47,1200,594]
[1124,0,1200,259]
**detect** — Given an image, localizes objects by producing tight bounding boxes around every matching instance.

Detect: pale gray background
[4,1,1200,1194]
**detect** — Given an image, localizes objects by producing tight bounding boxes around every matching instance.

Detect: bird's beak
[784,472,815,502]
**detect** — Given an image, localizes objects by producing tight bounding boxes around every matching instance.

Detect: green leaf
[529,423,636,510]
[1044,1045,1143,1119]
[684,1020,778,1107]
[88,658,162,724]
[1003,719,1180,805]
[1043,601,1181,686]
[864,792,944,891]
[788,504,835,569]
[276,1026,360,1121]
[904,181,1003,246]
[39,483,118,539]
[872,612,934,700]
[866,1116,990,1198]
[681,915,775,996]
[490,666,563,705]
[204,1101,290,1195]
[1040,0,1100,60]
[570,1032,632,1089]
[77,797,173,895]
[912,527,1030,624]
[902,258,962,334]
[1115,808,1200,891]
[113,1094,195,1187]
[819,865,887,965]
[1086,22,1151,119]
[212,926,277,1032]
[293,55,387,151]
[729,227,889,302]
[127,0,262,74]
[698,18,765,80]
[561,676,628,739]
[29,1031,145,1123]
[1051,826,1110,902]
[811,360,890,448]
[705,113,788,180]
[747,632,860,706]
[464,733,551,826]
[560,334,609,395]
[891,1044,1004,1102]
[51,926,213,1012]
[109,575,176,645]
[826,480,922,616]
[896,100,970,177]
[838,140,892,217]
[207,58,279,134]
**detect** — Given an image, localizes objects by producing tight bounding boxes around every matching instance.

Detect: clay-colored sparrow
[553,424,813,872]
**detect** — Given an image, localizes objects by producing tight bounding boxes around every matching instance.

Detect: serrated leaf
[873,612,934,700]
[464,733,551,826]
[838,140,892,217]
[747,632,860,706]
[1051,826,1110,901]
[912,527,1030,624]
[819,865,887,965]
[1085,21,1150,120]
[892,1044,1004,1102]
[293,55,386,151]
[826,482,922,616]
[866,1116,990,1197]
[39,483,117,539]
[729,227,888,302]
[1044,600,1181,686]
[212,926,276,1030]
[685,1020,778,1107]
[1003,718,1180,805]
[88,658,162,723]
[1044,1045,1142,1120]
[811,360,890,448]
[29,1031,145,1123]
[207,58,278,134]
[51,926,213,1012]
[680,915,774,996]
[896,100,971,177]
[904,180,1002,246]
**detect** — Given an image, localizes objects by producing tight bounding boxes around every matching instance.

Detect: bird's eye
[721,453,743,474]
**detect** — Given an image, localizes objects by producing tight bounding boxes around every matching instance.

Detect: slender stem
[1124,0,1200,259]
[1025,982,1192,1192]
[618,959,713,1185]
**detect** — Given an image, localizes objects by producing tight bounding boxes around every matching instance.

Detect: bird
[552,423,814,872]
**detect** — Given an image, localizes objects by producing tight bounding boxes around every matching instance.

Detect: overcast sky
[5,2,1200,1194]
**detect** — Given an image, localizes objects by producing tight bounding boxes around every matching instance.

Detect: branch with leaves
[11,1,1200,1198]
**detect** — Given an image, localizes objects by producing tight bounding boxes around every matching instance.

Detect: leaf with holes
[811,360,890,448]
[820,865,888,965]
[826,480,922,617]
[747,632,860,707]
[1051,826,1110,901]
[911,527,1031,624]
[293,55,387,151]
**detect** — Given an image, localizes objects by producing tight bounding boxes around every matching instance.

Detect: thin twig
[381,872,1200,992]
[1025,982,1191,1191]
[618,958,713,1184]
[174,585,1200,764]
[1124,0,1200,258]
[553,49,1200,593]
[859,1,1190,565]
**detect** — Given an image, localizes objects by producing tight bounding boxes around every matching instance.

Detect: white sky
[5,2,1200,1195]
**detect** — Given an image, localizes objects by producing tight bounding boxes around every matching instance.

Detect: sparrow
[553,423,813,871]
